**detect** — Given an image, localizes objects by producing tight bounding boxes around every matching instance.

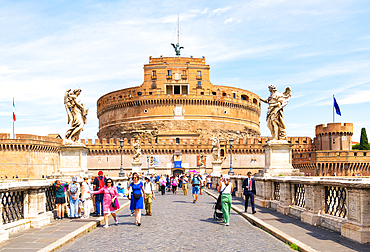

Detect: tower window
[152,81,157,89]
[182,70,186,76]
[197,71,201,77]
[197,81,202,88]
[152,70,156,76]
[233,93,236,99]
[167,70,172,76]
[176,138,180,144]
[212,92,216,95]
[222,92,227,97]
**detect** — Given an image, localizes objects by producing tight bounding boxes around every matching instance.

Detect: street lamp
[204,155,207,175]
[147,155,150,175]
[119,138,125,177]
[228,137,234,175]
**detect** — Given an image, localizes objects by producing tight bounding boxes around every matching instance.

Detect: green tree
[359,128,370,150]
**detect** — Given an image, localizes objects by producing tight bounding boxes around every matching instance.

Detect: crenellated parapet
[86,136,316,156]
[0,134,62,153]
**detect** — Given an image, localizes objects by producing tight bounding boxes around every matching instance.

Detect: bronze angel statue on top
[64,89,88,145]
[260,85,292,141]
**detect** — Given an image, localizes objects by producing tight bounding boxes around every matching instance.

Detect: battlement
[0,133,63,146]
[148,56,206,65]
[316,123,353,136]
[85,136,316,155]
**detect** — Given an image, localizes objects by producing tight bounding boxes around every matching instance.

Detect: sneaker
[130,213,133,216]
[103,224,109,228]
[115,219,119,225]
[193,200,195,204]
[225,222,229,226]
[138,222,141,226]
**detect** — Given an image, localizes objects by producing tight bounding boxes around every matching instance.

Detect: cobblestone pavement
[59,188,292,252]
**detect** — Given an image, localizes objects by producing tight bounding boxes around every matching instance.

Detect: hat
[72,176,78,182]
[145,176,150,180]
[223,174,230,180]
[98,171,103,175]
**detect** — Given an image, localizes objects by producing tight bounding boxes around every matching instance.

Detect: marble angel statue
[260,85,292,141]
[211,136,221,161]
[64,89,88,145]
[199,152,206,167]
[133,140,142,162]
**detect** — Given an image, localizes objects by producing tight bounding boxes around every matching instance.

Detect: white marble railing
[211,176,370,244]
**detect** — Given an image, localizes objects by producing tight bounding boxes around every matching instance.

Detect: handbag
[133,193,142,199]
[215,185,227,210]
[111,201,117,208]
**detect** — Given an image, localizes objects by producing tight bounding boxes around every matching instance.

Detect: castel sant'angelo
[0,46,369,178]
[97,55,261,141]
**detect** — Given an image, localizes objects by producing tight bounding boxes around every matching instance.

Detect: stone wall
[0,134,61,179]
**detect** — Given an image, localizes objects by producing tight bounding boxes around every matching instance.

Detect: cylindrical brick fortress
[97,56,261,140]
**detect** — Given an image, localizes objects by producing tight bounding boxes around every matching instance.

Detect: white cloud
[224,18,233,24]
[208,6,232,17]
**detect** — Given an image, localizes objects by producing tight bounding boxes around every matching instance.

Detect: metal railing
[294,184,305,208]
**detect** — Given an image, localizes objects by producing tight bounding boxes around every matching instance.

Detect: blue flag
[333,95,341,116]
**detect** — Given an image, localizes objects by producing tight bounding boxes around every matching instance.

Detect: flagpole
[333,95,334,123]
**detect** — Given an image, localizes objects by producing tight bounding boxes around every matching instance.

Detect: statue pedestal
[55,145,89,179]
[131,162,142,173]
[211,161,223,176]
[260,140,303,177]
[149,166,155,174]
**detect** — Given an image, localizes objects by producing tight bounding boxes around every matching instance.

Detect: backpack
[97,176,105,190]
[172,179,177,186]
[161,180,166,186]
[192,177,200,185]
[70,183,78,195]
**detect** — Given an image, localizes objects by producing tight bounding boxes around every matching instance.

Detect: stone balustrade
[211,175,370,243]
[0,180,57,243]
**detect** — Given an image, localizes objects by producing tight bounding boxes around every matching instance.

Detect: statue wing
[64,90,72,124]
[171,43,176,49]
[280,87,292,108]
[180,46,184,49]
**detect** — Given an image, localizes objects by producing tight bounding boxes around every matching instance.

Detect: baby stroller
[213,194,224,220]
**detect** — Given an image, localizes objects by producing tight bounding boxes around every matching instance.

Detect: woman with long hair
[128,173,145,226]
[54,180,69,220]
[90,178,119,228]
[217,174,233,226]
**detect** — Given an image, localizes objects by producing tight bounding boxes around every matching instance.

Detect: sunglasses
[107,181,112,183]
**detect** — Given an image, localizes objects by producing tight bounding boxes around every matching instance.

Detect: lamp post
[147,155,150,175]
[228,137,234,175]
[204,155,207,175]
[119,138,125,177]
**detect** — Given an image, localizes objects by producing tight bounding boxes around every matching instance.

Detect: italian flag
[13,98,16,121]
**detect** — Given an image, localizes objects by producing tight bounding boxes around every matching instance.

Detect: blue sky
[0,0,369,142]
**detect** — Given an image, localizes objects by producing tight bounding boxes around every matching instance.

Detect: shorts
[55,197,66,204]
[192,186,200,195]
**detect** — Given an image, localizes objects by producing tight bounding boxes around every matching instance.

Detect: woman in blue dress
[128,173,145,226]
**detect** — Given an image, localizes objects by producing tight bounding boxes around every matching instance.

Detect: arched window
[241,95,249,101]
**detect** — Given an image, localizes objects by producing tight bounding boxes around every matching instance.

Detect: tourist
[54,179,69,220]
[242,172,256,214]
[166,175,170,192]
[128,173,145,226]
[90,178,119,228]
[218,174,233,226]
[156,174,160,191]
[172,175,178,194]
[207,176,212,189]
[182,175,188,195]
[80,177,92,219]
[90,177,96,215]
[191,174,201,203]
[93,171,106,216]
[68,176,80,218]
[159,176,166,195]
[143,176,155,216]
